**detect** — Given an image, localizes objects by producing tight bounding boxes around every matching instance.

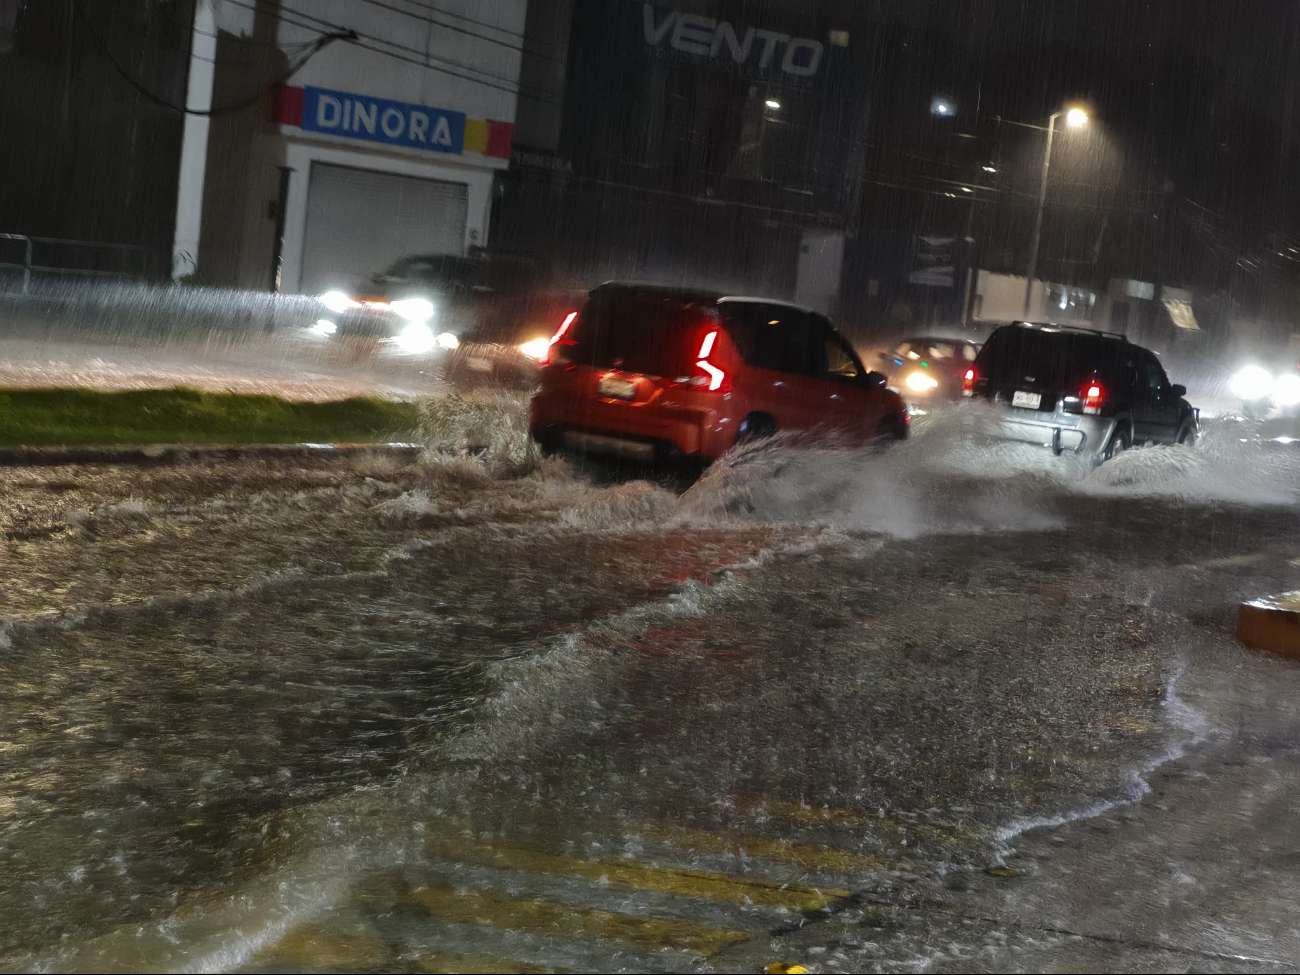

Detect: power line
[266,0,521,88]
[221,0,565,104]
[72,0,356,116]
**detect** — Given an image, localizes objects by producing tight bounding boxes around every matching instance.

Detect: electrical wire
[72,0,356,116]
[267,0,521,88]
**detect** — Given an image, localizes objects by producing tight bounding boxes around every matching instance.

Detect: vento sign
[640,4,825,77]
[300,86,466,154]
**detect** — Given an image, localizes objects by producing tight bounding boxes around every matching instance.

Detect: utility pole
[171,0,217,281]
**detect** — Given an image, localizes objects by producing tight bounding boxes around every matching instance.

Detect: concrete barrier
[1237,592,1300,659]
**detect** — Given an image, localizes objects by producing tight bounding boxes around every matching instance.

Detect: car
[1228,360,1300,418]
[442,286,587,390]
[308,250,560,361]
[528,282,908,467]
[964,322,1199,462]
[873,335,982,404]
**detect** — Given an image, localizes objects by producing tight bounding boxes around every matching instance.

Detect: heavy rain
[1,1,1300,973]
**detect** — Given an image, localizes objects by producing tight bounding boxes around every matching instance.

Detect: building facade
[194,0,525,293]
[495,0,872,308]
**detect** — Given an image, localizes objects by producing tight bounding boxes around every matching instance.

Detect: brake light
[695,329,729,392]
[1083,382,1104,414]
[542,310,578,365]
[962,368,976,397]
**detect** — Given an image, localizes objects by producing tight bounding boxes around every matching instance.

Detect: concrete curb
[0,442,423,467]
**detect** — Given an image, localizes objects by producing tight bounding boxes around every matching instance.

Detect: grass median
[0,387,421,446]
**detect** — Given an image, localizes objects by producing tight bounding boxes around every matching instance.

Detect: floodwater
[0,400,1298,972]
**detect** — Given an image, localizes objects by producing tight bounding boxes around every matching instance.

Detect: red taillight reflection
[962,368,976,396]
[1083,383,1104,413]
[542,310,578,365]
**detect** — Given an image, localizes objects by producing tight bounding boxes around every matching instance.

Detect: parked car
[873,335,982,404]
[529,283,907,466]
[964,322,1199,462]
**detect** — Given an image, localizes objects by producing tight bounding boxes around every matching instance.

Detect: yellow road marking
[410,884,749,957]
[755,801,981,843]
[258,922,386,969]
[632,820,913,874]
[423,833,848,911]
[403,947,557,974]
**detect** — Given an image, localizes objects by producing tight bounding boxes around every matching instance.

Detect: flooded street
[0,407,1292,972]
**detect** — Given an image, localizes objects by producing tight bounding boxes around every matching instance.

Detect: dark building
[496,0,875,310]
[0,0,191,283]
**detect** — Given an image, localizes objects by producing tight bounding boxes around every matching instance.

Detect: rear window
[558,289,714,376]
[976,327,1127,389]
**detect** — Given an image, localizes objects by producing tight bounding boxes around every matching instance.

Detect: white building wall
[278,0,523,122]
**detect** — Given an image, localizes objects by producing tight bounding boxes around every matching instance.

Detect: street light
[1023,105,1090,317]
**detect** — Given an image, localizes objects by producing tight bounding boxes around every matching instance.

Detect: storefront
[266,84,513,294]
[192,1,524,293]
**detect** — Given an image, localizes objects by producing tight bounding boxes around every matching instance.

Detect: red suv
[529,283,907,464]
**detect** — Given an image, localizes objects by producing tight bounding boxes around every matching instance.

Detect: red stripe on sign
[486,120,514,159]
[269,85,304,126]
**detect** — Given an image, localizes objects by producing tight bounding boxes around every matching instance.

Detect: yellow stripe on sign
[464,118,489,154]
[410,885,749,957]
[423,833,847,911]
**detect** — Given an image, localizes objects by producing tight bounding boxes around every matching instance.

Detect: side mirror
[864,370,888,388]
[1170,383,1187,398]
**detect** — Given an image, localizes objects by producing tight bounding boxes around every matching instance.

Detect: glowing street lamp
[1024,105,1090,317]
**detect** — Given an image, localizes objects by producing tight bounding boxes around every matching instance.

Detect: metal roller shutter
[299,162,468,295]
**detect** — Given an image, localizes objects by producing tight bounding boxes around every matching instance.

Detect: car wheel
[1101,424,1131,462]
[871,414,907,450]
[736,412,777,444]
[532,425,562,457]
[1177,423,1198,447]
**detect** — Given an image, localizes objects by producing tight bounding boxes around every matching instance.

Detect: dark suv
[964,323,1198,462]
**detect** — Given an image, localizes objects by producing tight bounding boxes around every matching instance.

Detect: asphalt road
[0,413,1298,973]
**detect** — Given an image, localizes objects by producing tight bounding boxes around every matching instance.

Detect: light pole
[1023,106,1088,318]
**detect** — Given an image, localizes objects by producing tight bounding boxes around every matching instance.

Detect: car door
[813,318,884,441]
[722,303,824,431]
[1135,351,1182,442]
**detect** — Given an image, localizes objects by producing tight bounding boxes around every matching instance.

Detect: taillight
[670,329,731,392]
[541,310,578,365]
[695,329,729,392]
[962,368,976,396]
[1082,382,1104,414]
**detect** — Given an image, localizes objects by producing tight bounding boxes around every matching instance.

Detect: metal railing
[0,234,147,293]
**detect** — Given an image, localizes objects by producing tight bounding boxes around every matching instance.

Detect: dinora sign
[640,4,824,77]
[300,86,466,154]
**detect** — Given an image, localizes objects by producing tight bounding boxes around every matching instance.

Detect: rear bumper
[980,406,1114,455]
[530,389,736,461]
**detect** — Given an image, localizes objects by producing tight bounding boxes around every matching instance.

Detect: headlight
[390,297,434,322]
[310,319,337,336]
[437,331,459,350]
[1275,373,1300,406]
[518,337,550,360]
[395,322,435,354]
[1230,365,1273,400]
[905,371,939,392]
[320,290,357,314]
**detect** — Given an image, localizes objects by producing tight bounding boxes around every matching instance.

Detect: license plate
[598,376,637,400]
[466,357,493,373]
[1012,390,1042,409]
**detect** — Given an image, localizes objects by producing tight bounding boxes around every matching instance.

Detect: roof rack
[1010,320,1128,341]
